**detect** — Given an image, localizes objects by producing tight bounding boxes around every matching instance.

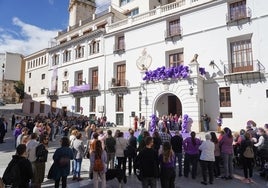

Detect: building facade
[23,0,268,132]
[0,52,24,103]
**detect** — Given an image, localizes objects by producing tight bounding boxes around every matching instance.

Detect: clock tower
[68,0,96,27]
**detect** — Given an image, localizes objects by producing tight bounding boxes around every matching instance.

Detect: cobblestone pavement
[1,125,268,188]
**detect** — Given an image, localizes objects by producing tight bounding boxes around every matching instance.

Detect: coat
[52,146,74,180]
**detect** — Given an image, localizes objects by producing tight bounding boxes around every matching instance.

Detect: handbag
[47,163,55,179]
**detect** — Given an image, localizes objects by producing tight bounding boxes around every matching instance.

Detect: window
[116,94,124,111]
[92,69,98,90]
[41,74,45,80]
[75,98,81,112]
[77,72,83,85]
[51,100,57,113]
[63,50,71,62]
[117,36,125,50]
[116,64,126,86]
[90,96,96,112]
[120,0,133,6]
[229,0,247,21]
[40,101,45,113]
[41,88,45,95]
[169,52,184,67]
[116,113,124,125]
[52,54,60,65]
[89,40,100,55]
[75,46,84,59]
[62,81,69,93]
[29,73,31,78]
[266,89,268,98]
[230,39,253,72]
[126,8,139,16]
[219,87,231,107]
[28,86,31,92]
[220,112,233,118]
[30,102,34,113]
[168,19,181,36]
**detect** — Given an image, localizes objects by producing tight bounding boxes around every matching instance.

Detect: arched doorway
[155,93,182,117]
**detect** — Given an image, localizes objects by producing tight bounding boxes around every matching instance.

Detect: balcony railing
[69,84,90,93]
[165,26,182,39]
[223,60,264,75]
[109,79,129,88]
[226,7,252,23]
[113,43,125,54]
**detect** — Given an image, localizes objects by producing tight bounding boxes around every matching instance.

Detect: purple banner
[69,84,90,93]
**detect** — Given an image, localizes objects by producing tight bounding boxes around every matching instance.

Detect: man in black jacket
[136,136,159,188]
[171,130,183,177]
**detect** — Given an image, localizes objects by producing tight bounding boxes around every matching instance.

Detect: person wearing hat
[199,133,215,185]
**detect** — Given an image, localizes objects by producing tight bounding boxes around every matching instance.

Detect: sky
[0,0,110,56]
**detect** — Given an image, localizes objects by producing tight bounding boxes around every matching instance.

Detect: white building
[23,0,268,132]
[0,52,24,103]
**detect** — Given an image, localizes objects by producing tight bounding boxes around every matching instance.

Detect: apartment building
[23,0,268,132]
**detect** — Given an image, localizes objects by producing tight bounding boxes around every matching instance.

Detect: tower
[68,0,96,27]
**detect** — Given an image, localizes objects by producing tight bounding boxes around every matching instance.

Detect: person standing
[0,117,6,143]
[240,132,255,183]
[34,134,49,188]
[199,134,215,185]
[216,116,222,133]
[210,132,221,178]
[3,144,33,188]
[159,142,176,188]
[90,140,107,188]
[136,136,159,188]
[52,137,74,188]
[105,129,116,169]
[127,129,137,175]
[219,127,234,180]
[72,132,85,181]
[202,114,210,132]
[171,130,183,177]
[183,131,201,179]
[12,114,16,130]
[115,131,128,174]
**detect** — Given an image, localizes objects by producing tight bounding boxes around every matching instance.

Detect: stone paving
[1,125,268,187]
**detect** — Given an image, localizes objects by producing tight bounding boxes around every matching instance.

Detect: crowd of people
[1,113,268,188]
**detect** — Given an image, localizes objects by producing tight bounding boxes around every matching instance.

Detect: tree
[14,81,25,102]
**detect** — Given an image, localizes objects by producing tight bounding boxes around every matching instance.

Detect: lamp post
[139,91,142,120]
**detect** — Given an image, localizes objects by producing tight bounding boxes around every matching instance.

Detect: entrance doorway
[155,93,182,117]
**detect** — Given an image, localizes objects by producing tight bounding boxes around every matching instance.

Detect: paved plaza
[0,117,268,187]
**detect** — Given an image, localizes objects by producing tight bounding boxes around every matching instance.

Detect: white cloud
[0,17,59,56]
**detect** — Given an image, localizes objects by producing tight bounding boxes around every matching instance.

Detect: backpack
[2,158,21,186]
[36,144,48,162]
[93,155,104,172]
[243,146,254,158]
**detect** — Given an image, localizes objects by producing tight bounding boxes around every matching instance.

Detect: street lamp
[139,91,142,119]
[189,86,194,96]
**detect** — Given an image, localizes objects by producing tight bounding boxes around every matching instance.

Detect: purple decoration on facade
[199,67,206,76]
[181,114,189,133]
[150,114,157,132]
[69,84,90,93]
[143,65,206,82]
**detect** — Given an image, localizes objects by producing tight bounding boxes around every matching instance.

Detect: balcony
[108,78,129,95]
[164,27,182,41]
[226,7,252,25]
[47,90,58,100]
[113,44,125,55]
[223,60,265,84]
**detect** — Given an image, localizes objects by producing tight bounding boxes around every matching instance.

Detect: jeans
[142,177,157,188]
[128,155,137,175]
[74,158,82,178]
[222,153,233,177]
[174,152,183,176]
